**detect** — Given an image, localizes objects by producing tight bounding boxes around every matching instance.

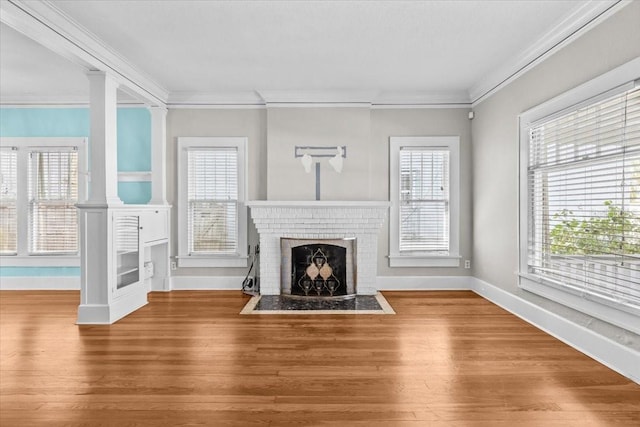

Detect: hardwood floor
[1,290,638,426]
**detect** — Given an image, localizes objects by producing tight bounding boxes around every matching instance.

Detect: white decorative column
[148,106,168,205]
[247,201,389,295]
[86,71,122,205]
[77,71,147,324]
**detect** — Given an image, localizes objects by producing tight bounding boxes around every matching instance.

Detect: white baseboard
[377,275,472,290]
[168,275,246,290]
[77,286,148,324]
[0,276,80,290]
[470,277,640,384]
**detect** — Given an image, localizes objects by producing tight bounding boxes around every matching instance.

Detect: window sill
[0,255,80,267]
[177,255,249,268]
[389,254,461,268]
[519,273,640,335]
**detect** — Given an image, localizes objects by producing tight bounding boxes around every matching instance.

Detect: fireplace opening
[281,238,356,299]
[292,244,346,297]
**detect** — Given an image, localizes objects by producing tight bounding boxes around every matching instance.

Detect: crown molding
[374,90,471,106]
[0,94,147,107]
[257,89,380,104]
[167,90,265,107]
[469,0,626,106]
[0,94,88,106]
[168,89,471,108]
[0,0,169,106]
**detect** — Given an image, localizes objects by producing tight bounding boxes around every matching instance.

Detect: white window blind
[0,148,18,254]
[187,148,238,254]
[399,147,450,253]
[28,149,79,254]
[527,86,640,310]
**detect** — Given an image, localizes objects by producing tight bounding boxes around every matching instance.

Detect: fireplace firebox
[281,238,356,298]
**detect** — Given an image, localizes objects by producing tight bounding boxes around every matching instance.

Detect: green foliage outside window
[550,201,640,255]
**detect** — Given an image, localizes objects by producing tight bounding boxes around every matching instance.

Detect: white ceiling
[0,0,623,105]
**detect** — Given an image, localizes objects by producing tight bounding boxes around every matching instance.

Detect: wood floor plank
[1,290,638,426]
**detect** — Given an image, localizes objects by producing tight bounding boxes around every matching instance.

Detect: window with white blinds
[177,137,248,268]
[0,137,85,265]
[526,86,640,313]
[28,149,79,254]
[187,148,238,254]
[0,149,18,254]
[389,136,460,267]
[519,62,640,334]
[399,148,450,253]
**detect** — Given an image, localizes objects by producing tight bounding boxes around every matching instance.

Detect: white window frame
[518,58,640,335]
[177,136,248,268]
[389,136,460,267]
[0,137,87,267]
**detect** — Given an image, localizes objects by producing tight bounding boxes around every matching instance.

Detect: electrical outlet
[171,261,177,271]
[464,260,471,269]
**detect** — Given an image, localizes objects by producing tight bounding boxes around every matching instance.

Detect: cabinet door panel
[142,210,168,244]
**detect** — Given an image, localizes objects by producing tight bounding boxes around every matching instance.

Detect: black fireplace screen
[291,243,347,297]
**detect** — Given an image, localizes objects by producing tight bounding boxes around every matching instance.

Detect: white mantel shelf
[248,201,389,295]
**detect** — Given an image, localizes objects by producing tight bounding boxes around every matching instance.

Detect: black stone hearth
[254,295,383,311]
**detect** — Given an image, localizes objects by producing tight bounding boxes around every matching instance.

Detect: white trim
[0,276,80,290]
[266,102,373,108]
[0,0,168,106]
[164,89,472,108]
[372,104,471,109]
[118,171,152,182]
[471,277,640,384]
[374,90,471,105]
[177,137,248,268]
[168,91,265,105]
[389,136,460,267]
[168,276,246,290]
[0,101,150,108]
[258,89,379,104]
[167,103,473,110]
[469,0,626,105]
[376,275,471,291]
[168,104,267,110]
[0,94,89,105]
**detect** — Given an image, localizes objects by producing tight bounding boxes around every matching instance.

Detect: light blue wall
[0,107,151,179]
[0,107,151,277]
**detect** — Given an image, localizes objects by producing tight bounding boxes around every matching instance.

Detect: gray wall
[166,108,267,277]
[371,108,472,277]
[472,2,640,348]
[166,105,472,277]
[267,106,373,200]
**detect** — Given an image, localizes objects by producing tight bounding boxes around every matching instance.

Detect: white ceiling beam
[0,0,168,107]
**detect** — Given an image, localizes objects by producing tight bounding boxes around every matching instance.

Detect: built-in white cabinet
[77,204,171,324]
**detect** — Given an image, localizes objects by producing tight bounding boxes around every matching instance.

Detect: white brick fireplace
[247,201,390,295]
